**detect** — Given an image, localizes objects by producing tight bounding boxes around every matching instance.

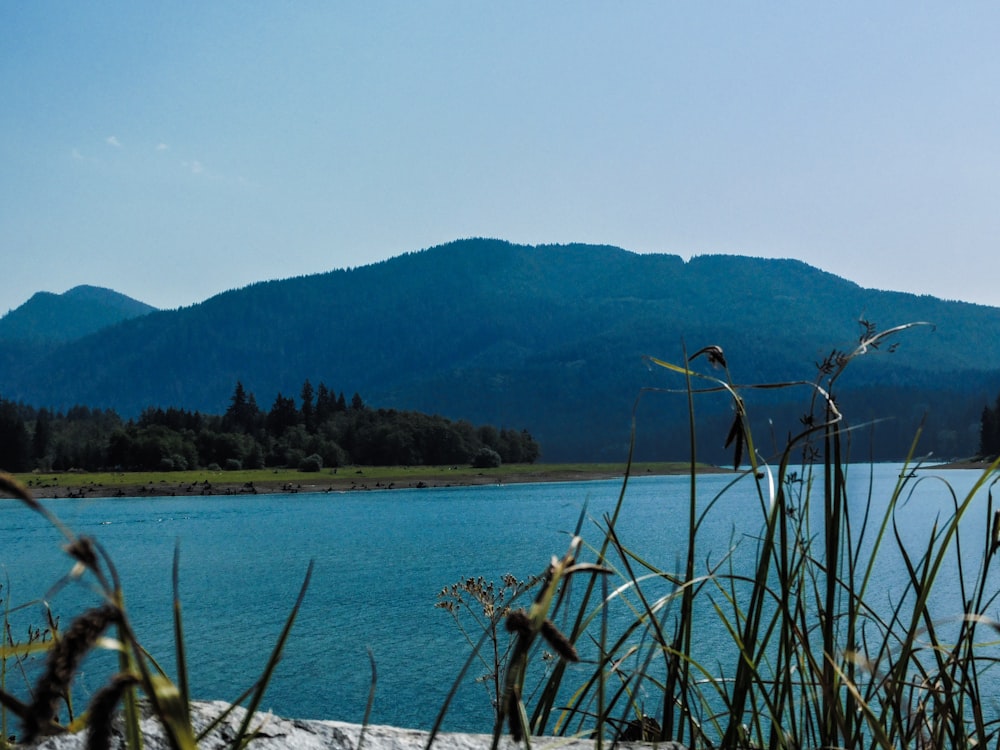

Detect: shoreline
[11,459,996,501]
[920,458,998,471]
[14,464,729,501]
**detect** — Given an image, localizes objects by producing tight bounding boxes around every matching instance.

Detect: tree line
[0,380,540,473]
[980,390,1000,458]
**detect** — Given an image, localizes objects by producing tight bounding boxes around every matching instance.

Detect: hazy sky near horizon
[4,4,1000,314]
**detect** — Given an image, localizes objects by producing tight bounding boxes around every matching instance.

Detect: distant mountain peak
[0,285,157,345]
[64,284,123,299]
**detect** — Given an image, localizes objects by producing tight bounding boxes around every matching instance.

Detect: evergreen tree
[223,381,259,433]
[315,382,335,423]
[519,428,541,463]
[32,407,52,466]
[983,400,1000,457]
[246,394,260,429]
[267,393,299,436]
[0,399,30,472]
[300,379,315,431]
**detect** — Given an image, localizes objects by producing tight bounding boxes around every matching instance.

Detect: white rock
[19,701,686,750]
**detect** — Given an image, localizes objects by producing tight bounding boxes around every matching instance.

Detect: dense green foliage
[979,390,1000,457]
[0,381,539,473]
[1,239,998,461]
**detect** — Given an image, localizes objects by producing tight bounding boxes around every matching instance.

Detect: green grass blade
[357,648,377,750]
[172,542,190,717]
[234,560,314,747]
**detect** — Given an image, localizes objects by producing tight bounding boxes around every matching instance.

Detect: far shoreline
[10,459,998,502]
[920,458,999,471]
[9,462,731,501]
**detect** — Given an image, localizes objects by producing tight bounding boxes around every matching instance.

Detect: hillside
[0,285,156,344]
[0,240,997,462]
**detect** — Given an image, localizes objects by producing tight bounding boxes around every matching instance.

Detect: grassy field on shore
[10,461,719,499]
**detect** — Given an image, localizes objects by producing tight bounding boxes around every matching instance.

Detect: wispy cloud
[71,148,84,160]
[106,135,122,148]
[182,159,204,175]
[155,143,169,152]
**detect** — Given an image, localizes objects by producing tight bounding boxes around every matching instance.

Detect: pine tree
[267,393,299,436]
[223,381,262,433]
[32,408,52,465]
[981,399,1000,457]
[316,382,335,423]
[0,399,31,472]
[300,379,315,432]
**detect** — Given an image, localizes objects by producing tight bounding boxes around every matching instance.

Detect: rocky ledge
[23,701,687,750]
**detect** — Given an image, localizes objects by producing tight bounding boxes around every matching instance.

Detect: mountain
[0,285,156,345]
[0,240,997,463]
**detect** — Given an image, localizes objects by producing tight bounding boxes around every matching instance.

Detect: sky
[3,3,1000,314]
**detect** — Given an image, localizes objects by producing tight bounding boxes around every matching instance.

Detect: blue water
[1,464,996,732]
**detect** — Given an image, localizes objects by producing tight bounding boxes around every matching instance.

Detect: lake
[1,463,996,733]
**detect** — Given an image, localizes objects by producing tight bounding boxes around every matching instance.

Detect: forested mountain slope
[1,239,997,462]
[0,285,156,344]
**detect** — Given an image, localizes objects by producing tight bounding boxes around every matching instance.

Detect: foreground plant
[440,321,1000,749]
[0,472,311,750]
[430,535,610,749]
[436,573,539,718]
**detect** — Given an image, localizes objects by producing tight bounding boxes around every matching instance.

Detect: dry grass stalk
[86,673,138,750]
[22,604,119,742]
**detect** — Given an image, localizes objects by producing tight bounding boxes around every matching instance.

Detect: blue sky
[3,4,1000,313]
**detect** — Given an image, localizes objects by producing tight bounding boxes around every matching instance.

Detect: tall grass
[440,321,1000,748]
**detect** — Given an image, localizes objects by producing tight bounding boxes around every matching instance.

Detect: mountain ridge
[1,239,996,462]
[0,284,157,345]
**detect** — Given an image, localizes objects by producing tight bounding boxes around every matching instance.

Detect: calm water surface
[1,464,995,731]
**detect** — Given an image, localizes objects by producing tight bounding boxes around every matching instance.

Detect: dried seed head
[689,345,727,368]
[22,604,119,742]
[540,619,578,662]
[505,609,531,636]
[64,536,100,574]
[86,673,138,750]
